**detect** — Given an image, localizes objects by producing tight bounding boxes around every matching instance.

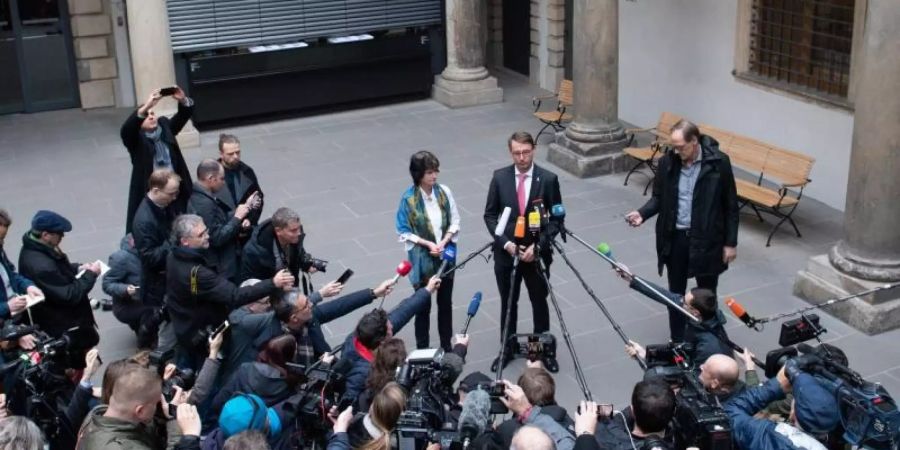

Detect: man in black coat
[240,207,317,285]
[217,134,264,241]
[483,131,563,372]
[188,159,259,282]
[121,87,195,232]
[626,119,739,342]
[132,168,181,349]
[166,214,294,370]
[18,210,101,369]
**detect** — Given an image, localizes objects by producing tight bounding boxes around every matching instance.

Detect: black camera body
[394,411,462,450]
[644,342,693,368]
[506,333,556,363]
[672,373,733,450]
[287,360,352,447]
[302,254,328,273]
[161,368,195,402]
[778,314,824,347]
[0,320,37,342]
[473,381,509,415]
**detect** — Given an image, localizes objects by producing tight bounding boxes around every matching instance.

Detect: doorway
[502,0,529,76]
[0,0,80,114]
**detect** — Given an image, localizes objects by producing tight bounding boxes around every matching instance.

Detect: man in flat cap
[18,210,101,369]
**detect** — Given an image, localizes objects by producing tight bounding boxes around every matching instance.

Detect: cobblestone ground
[1,72,898,409]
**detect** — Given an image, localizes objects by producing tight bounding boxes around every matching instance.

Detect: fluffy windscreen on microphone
[441,352,465,386]
[467,292,482,316]
[494,207,512,236]
[458,388,491,438]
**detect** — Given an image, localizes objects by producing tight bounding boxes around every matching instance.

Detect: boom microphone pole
[548,238,647,370]
[439,241,492,278]
[549,206,698,325]
[755,282,900,325]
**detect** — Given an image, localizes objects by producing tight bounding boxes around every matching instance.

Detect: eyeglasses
[511,149,534,157]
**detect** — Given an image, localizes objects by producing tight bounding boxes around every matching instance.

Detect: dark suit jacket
[483,163,563,268]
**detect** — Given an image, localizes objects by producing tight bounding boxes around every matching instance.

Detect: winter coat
[0,245,34,318]
[17,233,97,339]
[339,287,431,403]
[132,196,176,308]
[103,235,144,321]
[121,102,193,233]
[76,405,199,450]
[188,183,243,281]
[240,218,311,284]
[630,278,733,364]
[211,361,291,415]
[637,136,739,277]
[165,246,277,349]
[218,160,264,229]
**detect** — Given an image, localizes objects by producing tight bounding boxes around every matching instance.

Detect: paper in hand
[76,259,111,279]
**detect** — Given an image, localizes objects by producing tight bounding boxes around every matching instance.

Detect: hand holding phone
[159,86,177,96]
[336,269,354,285]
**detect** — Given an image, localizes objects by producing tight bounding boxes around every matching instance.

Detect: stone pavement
[2,72,899,411]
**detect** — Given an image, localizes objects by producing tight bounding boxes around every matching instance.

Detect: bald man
[512,425,557,450]
[698,354,744,402]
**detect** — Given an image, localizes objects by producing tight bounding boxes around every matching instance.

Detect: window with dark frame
[748,0,854,99]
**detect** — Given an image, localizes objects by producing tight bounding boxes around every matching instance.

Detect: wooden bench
[699,124,815,247]
[532,79,573,143]
[622,111,683,195]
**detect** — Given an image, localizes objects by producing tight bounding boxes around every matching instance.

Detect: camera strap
[190,265,200,298]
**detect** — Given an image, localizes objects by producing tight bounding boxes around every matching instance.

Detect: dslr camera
[302,254,328,273]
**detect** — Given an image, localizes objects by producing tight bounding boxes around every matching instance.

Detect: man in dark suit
[625,119,739,342]
[217,133,264,245]
[120,87,194,232]
[484,131,563,372]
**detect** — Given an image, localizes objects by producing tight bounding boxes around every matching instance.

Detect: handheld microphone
[494,206,512,237]
[458,389,491,449]
[461,291,482,334]
[527,210,541,236]
[391,260,413,285]
[514,216,526,240]
[550,204,567,242]
[726,297,759,329]
[435,243,457,279]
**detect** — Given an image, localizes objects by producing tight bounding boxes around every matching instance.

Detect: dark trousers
[666,230,719,342]
[494,260,550,344]
[414,276,454,351]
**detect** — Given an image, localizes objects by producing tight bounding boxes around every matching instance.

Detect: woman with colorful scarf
[395,151,460,351]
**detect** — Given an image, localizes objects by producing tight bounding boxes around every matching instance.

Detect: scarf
[400,184,451,286]
[143,126,172,169]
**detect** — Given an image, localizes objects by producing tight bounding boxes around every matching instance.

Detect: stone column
[433,0,503,108]
[125,0,199,148]
[547,0,627,177]
[793,0,900,334]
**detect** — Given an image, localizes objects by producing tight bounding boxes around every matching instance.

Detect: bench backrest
[699,124,815,185]
[657,111,683,138]
[558,80,574,106]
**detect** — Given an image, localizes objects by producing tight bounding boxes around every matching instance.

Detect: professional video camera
[0,319,37,343]
[765,344,900,449]
[1,329,80,450]
[640,347,732,450]
[285,357,352,448]
[393,349,466,449]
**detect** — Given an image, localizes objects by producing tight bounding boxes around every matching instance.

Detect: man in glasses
[625,119,739,342]
[166,214,294,370]
[483,131,564,373]
[18,210,100,369]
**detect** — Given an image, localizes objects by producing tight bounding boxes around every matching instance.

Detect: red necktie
[517,173,527,215]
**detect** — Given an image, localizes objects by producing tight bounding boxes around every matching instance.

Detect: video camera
[394,410,463,450]
[285,357,352,448]
[393,349,467,448]
[302,253,328,273]
[766,344,900,449]
[0,320,37,343]
[504,333,557,364]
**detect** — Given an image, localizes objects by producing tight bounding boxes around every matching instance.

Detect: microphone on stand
[461,292,482,335]
[550,204,567,242]
[435,243,457,279]
[514,216,526,240]
[391,260,413,286]
[494,206,512,237]
[726,297,760,330]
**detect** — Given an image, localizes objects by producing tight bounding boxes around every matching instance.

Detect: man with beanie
[18,210,100,369]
